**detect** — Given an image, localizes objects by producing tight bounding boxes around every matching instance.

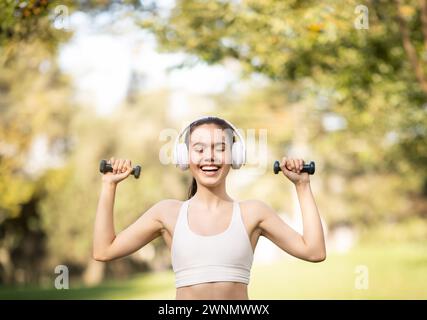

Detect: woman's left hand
[279,157,310,185]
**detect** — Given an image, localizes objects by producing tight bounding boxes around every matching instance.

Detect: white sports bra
[171,198,254,288]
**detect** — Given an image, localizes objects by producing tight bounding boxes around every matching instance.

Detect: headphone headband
[173,116,246,166]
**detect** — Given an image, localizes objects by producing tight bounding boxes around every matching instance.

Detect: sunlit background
[0,0,426,299]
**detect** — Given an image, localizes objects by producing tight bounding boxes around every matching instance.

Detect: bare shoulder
[239,199,273,223]
[150,199,183,225]
[154,199,183,216]
[240,199,273,213]
[155,198,183,209]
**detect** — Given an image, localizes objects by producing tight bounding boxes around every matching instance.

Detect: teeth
[200,165,220,171]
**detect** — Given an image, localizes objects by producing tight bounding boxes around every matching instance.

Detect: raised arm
[256,157,326,262]
[92,157,164,262]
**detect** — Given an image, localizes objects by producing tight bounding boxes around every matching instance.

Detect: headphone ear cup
[176,143,189,170]
[231,141,244,169]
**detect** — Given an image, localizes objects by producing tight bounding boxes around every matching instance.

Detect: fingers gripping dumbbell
[99,159,142,179]
[273,160,315,175]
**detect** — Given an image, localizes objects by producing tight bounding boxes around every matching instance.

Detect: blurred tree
[37,90,184,285]
[0,0,148,284]
[0,0,144,44]
[145,0,427,223]
[146,0,426,165]
[215,82,421,227]
[0,37,74,283]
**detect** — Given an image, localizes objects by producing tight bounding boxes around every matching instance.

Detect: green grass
[1,242,426,299]
[249,242,427,299]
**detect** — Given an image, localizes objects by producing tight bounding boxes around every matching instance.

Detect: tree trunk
[0,248,14,284]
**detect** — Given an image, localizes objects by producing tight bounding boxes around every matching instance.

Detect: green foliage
[37,92,185,268]
[0,0,72,49]
[0,0,146,284]
[146,0,427,227]
[148,0,427,176]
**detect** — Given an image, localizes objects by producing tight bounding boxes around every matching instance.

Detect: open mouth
[199,165,221,176]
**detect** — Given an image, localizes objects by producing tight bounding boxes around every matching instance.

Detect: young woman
[93,116,326,300]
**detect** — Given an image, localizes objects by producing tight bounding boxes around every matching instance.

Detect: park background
[0,0,426,299]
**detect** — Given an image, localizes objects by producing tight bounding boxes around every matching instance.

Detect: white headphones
[173,116,246,170]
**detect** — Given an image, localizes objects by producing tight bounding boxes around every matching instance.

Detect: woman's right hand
[102,157,133,185]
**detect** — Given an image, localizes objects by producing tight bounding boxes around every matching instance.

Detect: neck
[192,181,233,208]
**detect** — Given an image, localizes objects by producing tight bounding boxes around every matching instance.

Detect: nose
[202,148,215,162]
[205,149,225,166]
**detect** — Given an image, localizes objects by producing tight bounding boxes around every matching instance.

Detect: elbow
[93,255,108,262]
[92,250,110,262]
[307,249,327,263]
[309,254,326,263]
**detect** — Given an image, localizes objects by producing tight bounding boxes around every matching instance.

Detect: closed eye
[192,143,226,152]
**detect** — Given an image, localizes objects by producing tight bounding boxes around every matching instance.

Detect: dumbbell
[99,159,142,179]
[273,160,315,175]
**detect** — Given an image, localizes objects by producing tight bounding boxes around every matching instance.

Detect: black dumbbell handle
[99,160,142,179]
[273,160,315,175]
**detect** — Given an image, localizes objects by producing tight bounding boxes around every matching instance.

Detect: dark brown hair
[186,117,236,199]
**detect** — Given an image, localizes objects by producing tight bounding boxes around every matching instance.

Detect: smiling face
[187,123,234,188]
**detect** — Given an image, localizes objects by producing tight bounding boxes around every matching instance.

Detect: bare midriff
[176,281,249,300]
